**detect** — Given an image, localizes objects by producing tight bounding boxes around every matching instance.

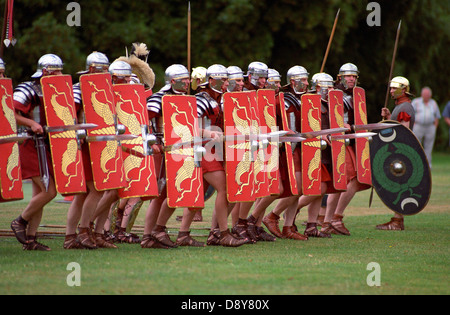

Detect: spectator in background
[412,87,441,168]
[443,101,450,147]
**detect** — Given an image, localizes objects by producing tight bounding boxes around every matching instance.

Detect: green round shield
[370,121,431,215]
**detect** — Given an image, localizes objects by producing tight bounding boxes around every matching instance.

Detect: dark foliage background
[1,0,449,148]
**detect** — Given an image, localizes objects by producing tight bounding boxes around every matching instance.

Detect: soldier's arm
[14,110,43,134]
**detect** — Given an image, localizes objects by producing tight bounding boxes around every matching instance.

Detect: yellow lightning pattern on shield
[167,101,201,204]
[0,84,20,190]
[88,80,123,183]
[357,91,370,177]
[48,83,81,188]
[229,97,253,196]
[332,94,345,183]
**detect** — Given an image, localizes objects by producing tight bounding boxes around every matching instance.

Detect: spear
[320,8,340,73]
[187,2,191,95]
[383,20,402,110]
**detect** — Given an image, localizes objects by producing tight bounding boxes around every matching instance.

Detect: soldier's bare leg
[93,189,118,234]
[203,170,228,231]
[204,170,246,247]
[11,176,56,246]
[22,176,57,222]
[66,192,86,235]
[144,196,164,235]
[324,192,340,223]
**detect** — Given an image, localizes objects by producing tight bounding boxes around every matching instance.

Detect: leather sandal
[262,212,283,238]
[305,223,331,238]
[94,232,118,248]
[141,234,170,249]
[282,226,308,241]
[23,235,51,251]
[176,231,205,247]
[376,217,404,231]
[151,225,177,248]
[78,227,98,249]
[331,215,351,235]
[63,234,84,249]
[232,219,254,244]
[11,216,28,244]
[219,229,247,247]
[256,226,276,241]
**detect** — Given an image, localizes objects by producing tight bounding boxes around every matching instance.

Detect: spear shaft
[383,20,402,110]
[187,2,191,95]
[320,8,340,73]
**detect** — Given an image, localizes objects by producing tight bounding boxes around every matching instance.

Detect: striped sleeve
[13,81,40,114]
[283,92,301,111]
[195,93,211,118]
[147,91,164,117]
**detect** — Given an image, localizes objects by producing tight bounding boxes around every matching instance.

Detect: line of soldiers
[4,43,415,251]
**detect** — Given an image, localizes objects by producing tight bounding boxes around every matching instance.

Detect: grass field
[0,153,449,295]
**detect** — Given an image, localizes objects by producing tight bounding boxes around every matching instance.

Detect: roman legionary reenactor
[321,63,371,236]
[243,68,283,242]
[232,61,279,243]
[88,60,135,244]
[10,54,65,250]
[142,64,205,249]
[196,64,247,247]
[263,65,310,241]
[295,72,337,238]
[378,76,416,231]
[64,51,117,249]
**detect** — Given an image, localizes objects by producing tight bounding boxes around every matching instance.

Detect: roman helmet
[337,63,359,89]
[206,64,228,93]
[266,68,281,90]
[312,72,334,101]
[77,51,110,74]
[286,65,309,93]
[164,64,190,94]
[390,76,412,99]
[31,54,64,78]
[247,61,268,87]
[191,66,207,91]
[227,66,244,92]
[108,60,132,78]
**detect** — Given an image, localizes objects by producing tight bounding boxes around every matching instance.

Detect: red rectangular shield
[250,91,269,198]
[41,75,86,194]
[328,90,347,191]
[223,91,255,203]
[162,95,204,208]
[257,89,280,196]
[278,93,298,195]
[0,78,23,201]
[301,94,322,196]
[113,84,158,199]
[353,87,372,186]
[80,73,126,191]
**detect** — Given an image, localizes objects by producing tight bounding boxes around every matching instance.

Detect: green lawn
[0,153,449,295]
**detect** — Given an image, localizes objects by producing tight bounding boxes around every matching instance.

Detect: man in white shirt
[412,87,441,168]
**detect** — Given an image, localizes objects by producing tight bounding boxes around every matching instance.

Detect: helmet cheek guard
[390,76,410,99]
[338,63,359,89]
